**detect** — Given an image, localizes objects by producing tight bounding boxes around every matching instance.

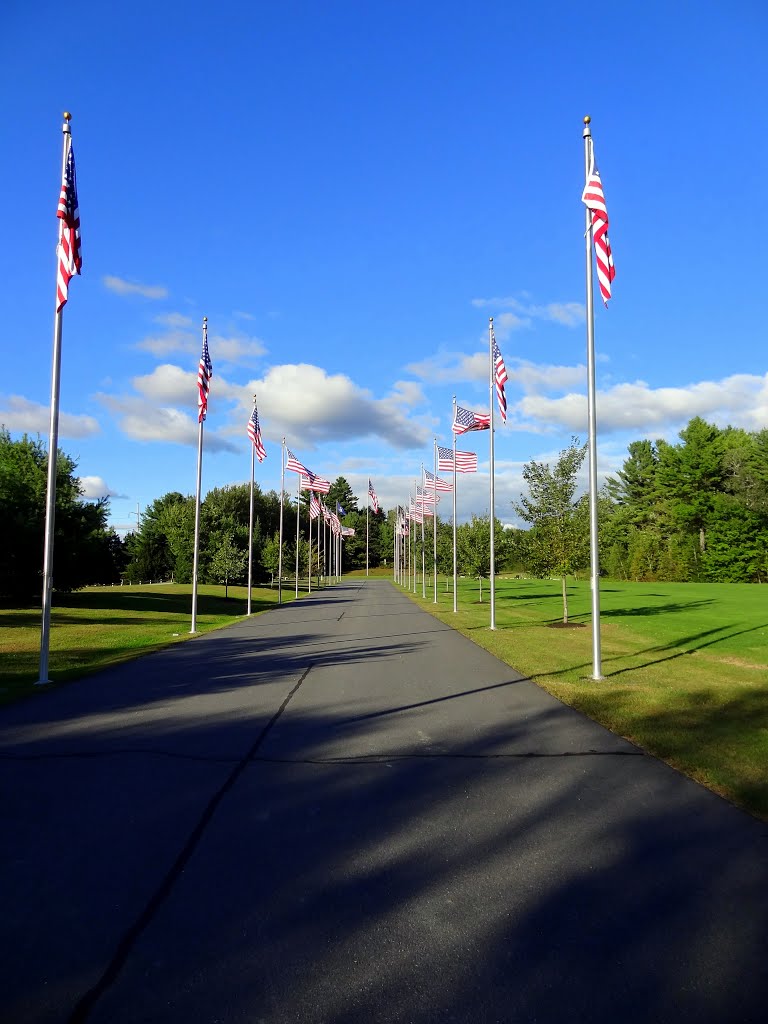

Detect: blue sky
[3,0,767,532]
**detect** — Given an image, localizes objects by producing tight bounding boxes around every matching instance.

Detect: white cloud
[103,275,168,299]
[406,351,584,394]
[79,476,127,499]
[405,352,486,384]
[136,329,197,358]
[96,394,238,452]
[213,335,267,363]
[514,372,768,436]
[132,365,196,406]
[508,361,587,394]
[471,296,585,338]
[227,363,431,449]
[0,395,100,438]
[136,326,266,364]
[153,312,194,328]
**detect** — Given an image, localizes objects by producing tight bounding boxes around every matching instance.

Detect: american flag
[341,526,355,537]
[408,507,423,524]
[246,405,266,462]
[416,485,438,504]
[437,446,478,473]
[368,478,379,513]
[56,138,81,313]
[492,329,508,424]
[197,326,213,423]
[452,405,491,434]
[301,472,331,493]
[309,493,323,520]
[425,469,452,492]
[285,448,308,474]
[397,507,409,536]
[582,159,615,305]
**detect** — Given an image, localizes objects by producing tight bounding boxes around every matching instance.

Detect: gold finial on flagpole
[583,114,591,124]
[63,111,72,121]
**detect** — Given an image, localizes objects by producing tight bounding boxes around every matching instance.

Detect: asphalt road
[1,580,766,1024]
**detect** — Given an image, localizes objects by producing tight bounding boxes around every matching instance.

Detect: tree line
[3,415,766,601]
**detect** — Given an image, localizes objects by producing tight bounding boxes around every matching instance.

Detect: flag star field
[3,0,767,531]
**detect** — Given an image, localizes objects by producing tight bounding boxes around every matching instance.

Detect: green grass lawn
[0,582,303,706]
[405,575,768,821]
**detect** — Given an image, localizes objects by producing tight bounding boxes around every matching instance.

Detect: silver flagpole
[452,396,458,614]
[307,495,312,595]
[317,507,321,588]
[583,115,604,679]
[190,317,208,634]
[37,113,74,684]
[247,394,256,615]
[432,441,438,603]
[366,494,369,576]
[408,505,413,591]
[410,505,414,591]
[488,318,496,631]
[294,475,301,598]
[278,439,285,604]
[420,467,426,598]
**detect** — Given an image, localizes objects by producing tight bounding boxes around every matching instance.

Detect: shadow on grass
[577,685,768,820]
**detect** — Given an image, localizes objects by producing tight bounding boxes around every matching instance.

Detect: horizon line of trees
[3,415,766,601]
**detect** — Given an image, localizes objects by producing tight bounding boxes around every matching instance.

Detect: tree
[126,492,188,583]
[327,477,358,515]
[513,437,589,623]
[262,532,281,582]
[657,417,726,554]
[207,534,247,597]
[456,515,512,601]
[0,430,118,598]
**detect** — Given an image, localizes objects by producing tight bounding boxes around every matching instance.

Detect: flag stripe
[197,327,213,423]
[582,163,615,305]
[492,332,508,424]
[368,478,379,513]
[285,449,308,474]
[437,446,478,473]
[247,406,266,462]
[452,405,491,434]
[56,137,81,312]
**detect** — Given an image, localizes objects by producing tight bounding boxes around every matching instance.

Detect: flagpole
[452,396,458,614]
[488,318,497,631]
[37,113,74,684]
[190,317,208,634]
[583,115,604,680]
[366,490,370,576]
[247,395,256,615]
[278,439,285,604]
[419,467,425,598]
[303,507,309,598]
[432,441,438,603]
[294,475,301,598]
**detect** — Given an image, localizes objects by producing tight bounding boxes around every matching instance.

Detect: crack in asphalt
[66,664,314,1024]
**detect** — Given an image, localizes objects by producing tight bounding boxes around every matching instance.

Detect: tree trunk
[562,575,568,623]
